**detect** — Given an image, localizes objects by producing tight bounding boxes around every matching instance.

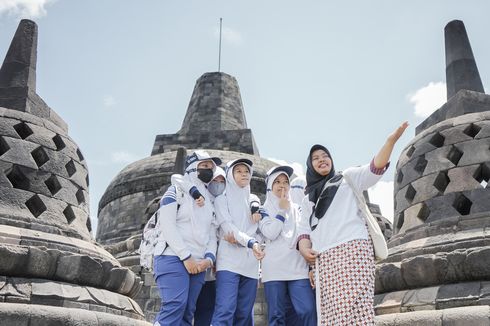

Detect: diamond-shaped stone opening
[31,147,49,168]
[414,156,428,175]
[0,136,10,157]
[44,175,61,195]
[463,123,481,139]
[417,203,430,221]
[6,165,30,190]
[433,171,450,193]
[76,148,85,161]
[76,188,85,205]
[63,205,76,224]
[453,193,472,216]
[429,132,445,148]
[396,170,404,184]
[447,145,463,166]
[473,164,490,189]
[405,184,416,202]
[52,134,66,151]
[406,145,415,158]
[86,217,92,232]
[396,211,404,232]
[85,174,90,187]
[25,194,47,218]
[13,122,33,139]
[65,160,76,177]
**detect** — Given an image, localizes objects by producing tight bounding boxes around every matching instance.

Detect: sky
[1,0,490,235]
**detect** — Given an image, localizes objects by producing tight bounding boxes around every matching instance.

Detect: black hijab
[305,145,343,228]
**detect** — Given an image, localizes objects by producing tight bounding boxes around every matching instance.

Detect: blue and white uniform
[152,151,220,326]
[212,159,260,326]
[259,166,316,326]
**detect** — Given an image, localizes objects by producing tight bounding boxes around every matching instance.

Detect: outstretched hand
[387,121,409,144]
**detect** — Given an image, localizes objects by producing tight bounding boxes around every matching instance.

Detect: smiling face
[233,164,251,188]
[271,173,290,198]
[311,149,332,176]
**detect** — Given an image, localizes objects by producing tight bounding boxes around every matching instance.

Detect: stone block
[436,282,480,309]
[442,305,490,326]
[55,254,104,287]
[0,244,29,275]
[401,255,448,288]
[402,286,439,311]
[374,290,407,315]
[465,248,490,279]
[376,263,406,293]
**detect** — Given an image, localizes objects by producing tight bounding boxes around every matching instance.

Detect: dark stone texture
[445,20,484,100]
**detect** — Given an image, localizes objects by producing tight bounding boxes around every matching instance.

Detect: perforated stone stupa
[374,20,490,325]
[0,20,149,326]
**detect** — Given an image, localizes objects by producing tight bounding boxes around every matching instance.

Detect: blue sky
[1,1,489,234]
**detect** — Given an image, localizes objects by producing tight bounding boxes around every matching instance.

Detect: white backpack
[139,186,184,272]
[139,208,162,272]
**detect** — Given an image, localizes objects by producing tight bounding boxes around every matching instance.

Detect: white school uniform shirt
[301,163,384,254]
[215,163,260,279]
[154,162,217,262]
[259,171,310,283]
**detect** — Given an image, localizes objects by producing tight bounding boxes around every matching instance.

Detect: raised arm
[373,121,409,169]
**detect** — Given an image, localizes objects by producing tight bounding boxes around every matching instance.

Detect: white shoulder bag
[342,173,388,261]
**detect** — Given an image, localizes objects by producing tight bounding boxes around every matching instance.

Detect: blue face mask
[208,181,226,197]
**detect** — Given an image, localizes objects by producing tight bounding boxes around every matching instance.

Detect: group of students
[151,122,408,326]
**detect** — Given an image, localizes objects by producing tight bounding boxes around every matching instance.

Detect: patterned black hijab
[305,145,343,225]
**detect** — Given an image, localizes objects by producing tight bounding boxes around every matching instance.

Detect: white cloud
[103,95,116,108]
[214,26,243,46]
[368,181,394,223]
[408,81,446,118]
[0,0,55,18]
[111,151,140,164]
[267,158,305,177]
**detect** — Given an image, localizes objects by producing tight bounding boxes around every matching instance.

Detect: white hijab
[224,159,254,233]
[184,159,216,243]
[263,170,298,248]
[290,175,306,207]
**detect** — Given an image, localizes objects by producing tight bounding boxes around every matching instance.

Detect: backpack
[139,208,162,272]
[139,185,184,272]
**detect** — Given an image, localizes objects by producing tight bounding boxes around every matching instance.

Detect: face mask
[208,181,226,197]
[197,168,214,183]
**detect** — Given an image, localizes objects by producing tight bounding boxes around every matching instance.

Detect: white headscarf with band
[224,159,256,235]
[264,170,299,248]
[184,157,216,245]
[290,175,306,207]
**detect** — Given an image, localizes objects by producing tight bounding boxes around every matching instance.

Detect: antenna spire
[218,18,222,72]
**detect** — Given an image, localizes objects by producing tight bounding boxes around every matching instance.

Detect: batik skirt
[316,239,375,325]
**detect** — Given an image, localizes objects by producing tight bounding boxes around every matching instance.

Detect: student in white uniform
[259,166,316,326]
[211,158,265,326]
[153,150,220,326]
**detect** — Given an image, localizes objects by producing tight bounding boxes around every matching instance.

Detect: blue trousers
[211,270,258,326]
[264,279,317,326]
[153,255,205,326]
[194,280,216,326]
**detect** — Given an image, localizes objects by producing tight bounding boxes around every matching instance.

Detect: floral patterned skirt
[316,239,375,325]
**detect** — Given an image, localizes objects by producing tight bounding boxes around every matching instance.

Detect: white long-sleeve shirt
[259,204,310,282]
[302,162,386,254]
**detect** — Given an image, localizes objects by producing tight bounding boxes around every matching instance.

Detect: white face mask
[208,181,226,197]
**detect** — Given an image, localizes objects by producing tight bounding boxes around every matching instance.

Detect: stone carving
[0,19,150,325]
[374,20,490,325]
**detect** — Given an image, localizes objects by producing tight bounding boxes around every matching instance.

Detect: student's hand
[278,188,290,211]
[298,239,317,265]
[309,270,315,289]
[195,196,205,207]
[183,257,200,274]
[224,232,237,244]
[251,212,261,223]
[252,243,265,260]
[197,259,212,273]
[387,121,409,144]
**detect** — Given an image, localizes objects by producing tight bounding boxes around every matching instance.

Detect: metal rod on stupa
[445,20,484,99]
